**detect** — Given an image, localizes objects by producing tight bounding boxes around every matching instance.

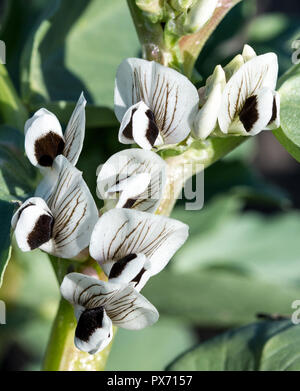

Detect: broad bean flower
[115,58,199,149]
[89,208,189,291]
[194,45,280,139]
[11,155,98,259]
[25,93,86,168]
[60,272,159,354]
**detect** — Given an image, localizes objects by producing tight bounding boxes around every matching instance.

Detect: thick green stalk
[178,0,242,78]
[127,0,169,64]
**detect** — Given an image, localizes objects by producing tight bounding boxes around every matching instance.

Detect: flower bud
[184,0,218,33]
[136,0,165,23]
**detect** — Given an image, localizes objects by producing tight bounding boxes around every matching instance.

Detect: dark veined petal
[97,148,166,213]
[35,155,98,258]
[218,53,278,134]
[60,273,159,330]
[63,92,86,165]
[115,58,199,145]
[89,208,189,277]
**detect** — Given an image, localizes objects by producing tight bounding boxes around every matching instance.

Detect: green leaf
[106,318,197,371]
[172,201,300,282]
[0,64,27,130]
[0,125,38,201]
[143,196,300,327]
[21,0,140,127]
[29,101,117,129]
[167,320,300,371]
[273,64,300,162]
[0,244,59,368]
[203,161,288,208]
[143,269,298,327]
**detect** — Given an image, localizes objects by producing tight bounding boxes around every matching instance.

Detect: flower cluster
[11,45,280,355]
[11,64,190,354]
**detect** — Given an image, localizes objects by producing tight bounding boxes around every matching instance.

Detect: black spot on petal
[35,131,65,167]
[109,254,137,279]
[122,108,137,140]
[268,96,277,125]
[122,198,137,209]
[239,95,259,132]
[75,307,104,342]
[27,213,54,250]
[145,110,159,146]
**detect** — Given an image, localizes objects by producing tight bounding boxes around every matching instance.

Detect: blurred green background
[1,0,300,370]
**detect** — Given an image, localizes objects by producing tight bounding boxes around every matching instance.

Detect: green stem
[127,0,169,65]
[0,64,28,130]
[178,0,242,78]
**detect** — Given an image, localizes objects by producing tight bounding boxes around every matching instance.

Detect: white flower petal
[115,174,152,208]
[193,84,222,139]
[108,173,150,196]
[24,109,64,167]
[97,148,166,213]
[35,155,98,258]
[105,282,158,329]
[115,58,199,145]
[115,59,152,122]
[74,306,113,354]
[89,208,189,277]
[61,273,159,330]
[186,0,218,32]
[223,54,245,81]
[193,65,225,140]
[63,92,87,165]
[218,53,278,134]
[119,101,161,149]
[242,44,257,62]
[60,272,118,306]
[132,101,160,150]
[11,197,53,252]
